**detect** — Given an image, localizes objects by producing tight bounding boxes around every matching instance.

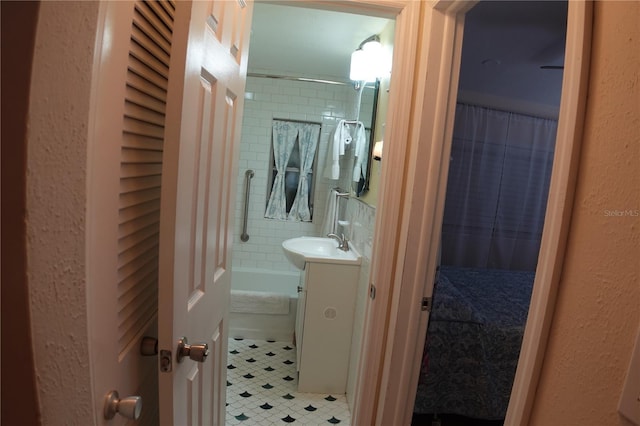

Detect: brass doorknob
[177,337,209,363]
[103,390,142,420]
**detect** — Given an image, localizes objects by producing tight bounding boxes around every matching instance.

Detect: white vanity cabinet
[295,261,360,394]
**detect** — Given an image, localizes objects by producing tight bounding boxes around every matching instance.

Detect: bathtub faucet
[327,233,349,251]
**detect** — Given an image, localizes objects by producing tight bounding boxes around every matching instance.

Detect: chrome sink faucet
[327,233,349,251]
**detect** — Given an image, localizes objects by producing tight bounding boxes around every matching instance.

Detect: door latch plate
[160,349,172,372]
[421,297,432,312]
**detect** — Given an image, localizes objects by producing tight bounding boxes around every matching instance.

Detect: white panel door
[158,1,252,425]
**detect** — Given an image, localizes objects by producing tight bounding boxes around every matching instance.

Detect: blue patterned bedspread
[414,266,534,420]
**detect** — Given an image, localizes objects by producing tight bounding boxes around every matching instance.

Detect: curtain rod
[248,73,346,85]
[247,73,377,89]
[273,117,323,126]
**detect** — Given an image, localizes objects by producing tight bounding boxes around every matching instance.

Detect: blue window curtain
[288,123,320,221]
[265,121,298,220]
[441,103,557,271]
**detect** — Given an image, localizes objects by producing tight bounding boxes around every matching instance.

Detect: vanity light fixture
[350,34,384,83]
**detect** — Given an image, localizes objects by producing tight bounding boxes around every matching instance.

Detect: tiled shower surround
[232,76,375,273]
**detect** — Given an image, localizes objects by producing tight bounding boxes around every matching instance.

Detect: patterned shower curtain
[265,120,320,221]
[264,121,298,220]
[288,123,320,221]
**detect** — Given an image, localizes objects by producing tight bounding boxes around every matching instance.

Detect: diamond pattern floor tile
[226,338,351,425]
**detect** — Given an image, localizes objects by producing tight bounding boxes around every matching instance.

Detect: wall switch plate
[618,327,640,425]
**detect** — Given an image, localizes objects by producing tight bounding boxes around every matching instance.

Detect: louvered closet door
[157,0,252,424]
[88,1,174,425]
[118,0,174,356]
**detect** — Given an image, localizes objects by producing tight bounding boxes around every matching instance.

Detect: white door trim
[366,3,473,424]
[505,3,593,423]
[363,1,594,425]
[86,1,135,423]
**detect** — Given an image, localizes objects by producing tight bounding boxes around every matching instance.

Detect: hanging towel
[321,188,339,236]
[351,124,368,182]
[230,290,290,315]
[323,120,354,179]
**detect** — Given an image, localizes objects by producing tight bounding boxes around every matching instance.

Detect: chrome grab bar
[240,169,254,242]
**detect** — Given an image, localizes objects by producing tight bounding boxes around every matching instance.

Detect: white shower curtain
[288,123,320,221]
[441,103,557,271]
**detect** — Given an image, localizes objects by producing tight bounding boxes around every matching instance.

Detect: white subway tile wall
[233,76,375,273]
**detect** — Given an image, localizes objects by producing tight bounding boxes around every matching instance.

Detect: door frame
[23,0,592,423]
[362,1,593,425]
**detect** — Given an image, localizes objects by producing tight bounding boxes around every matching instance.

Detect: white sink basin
[282,237,361,270]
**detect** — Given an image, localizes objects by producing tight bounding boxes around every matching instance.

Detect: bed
[414,265,535,420]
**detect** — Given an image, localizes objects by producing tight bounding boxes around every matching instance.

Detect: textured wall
[26,2,100,424]
[529,2,640,425]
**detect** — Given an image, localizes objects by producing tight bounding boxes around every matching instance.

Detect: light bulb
[350,49,367,81]
[350,38,385,82]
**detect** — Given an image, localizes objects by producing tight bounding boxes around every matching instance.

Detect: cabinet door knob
[103,390,142,420]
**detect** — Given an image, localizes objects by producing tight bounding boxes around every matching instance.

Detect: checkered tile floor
[226,338,351,425]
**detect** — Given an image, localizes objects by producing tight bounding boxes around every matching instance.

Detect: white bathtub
[229,267,300,342]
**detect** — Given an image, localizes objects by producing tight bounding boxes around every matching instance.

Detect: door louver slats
[129,41,169,78]
[120,175,162,193]
[144,0,175,33]
[123,119,164,139]
[122,132,164,151]
[118,211,160,240]
[128,56,168,91]
[118,233,160,271]
[120,199,161,223]
[134,2,172,45]
[120,163,163,178]
[125,85,165,114]
[131,18,171,58]
[126,72,166,104]
[120,188,160,211]
[121,146,164,163]
[118,255,158,296]
[118,235,160,272]
[117,0,174,357]
[124,100,166,127]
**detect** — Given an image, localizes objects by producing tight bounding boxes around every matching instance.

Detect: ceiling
[247,2,390,81]
[458,1,568,114]
[247,1,568,114]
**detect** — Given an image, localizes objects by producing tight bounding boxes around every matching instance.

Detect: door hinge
[421,297,432,312]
